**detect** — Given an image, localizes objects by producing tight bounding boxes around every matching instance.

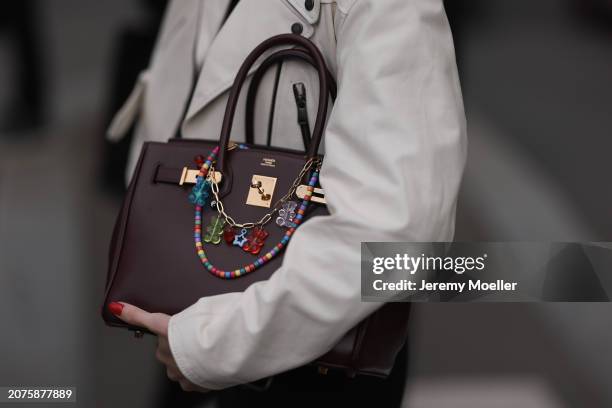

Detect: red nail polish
[108,302,124,316]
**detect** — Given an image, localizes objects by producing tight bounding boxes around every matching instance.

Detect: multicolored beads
[188,149,218,206]
[191,146,319,280]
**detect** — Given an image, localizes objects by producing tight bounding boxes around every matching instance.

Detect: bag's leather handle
[217,34,330,177]
[244,48,337,148]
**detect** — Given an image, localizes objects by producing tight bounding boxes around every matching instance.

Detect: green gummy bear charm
[204,215,226,245]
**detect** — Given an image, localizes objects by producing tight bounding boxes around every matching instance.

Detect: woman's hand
[108,302,209,393]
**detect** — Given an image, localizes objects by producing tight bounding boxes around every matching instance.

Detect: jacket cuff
[167,293,243,390]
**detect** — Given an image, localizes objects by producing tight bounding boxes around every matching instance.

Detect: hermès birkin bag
[102,34,410,378]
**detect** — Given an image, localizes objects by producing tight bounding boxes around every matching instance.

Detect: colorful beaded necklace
[192,146,318,279]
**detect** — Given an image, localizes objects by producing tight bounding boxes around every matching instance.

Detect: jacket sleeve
[168,0,467,389]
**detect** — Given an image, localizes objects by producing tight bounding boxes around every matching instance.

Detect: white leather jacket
[107,0,467,389]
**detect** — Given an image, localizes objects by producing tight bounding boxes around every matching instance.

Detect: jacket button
[291,22,304,35]
[305,0,314,11]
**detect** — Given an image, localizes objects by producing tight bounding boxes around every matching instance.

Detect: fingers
[108,302,170,336]
[156,337,172,359]
[166,367,184,382]
[178,380,196,392]
[155,340,174,366]
[156,339,208,392]
[157,338,184,380]
[161,351,207,393]
[109,302,206,393]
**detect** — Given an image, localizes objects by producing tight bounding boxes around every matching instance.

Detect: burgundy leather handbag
[102,34,410,378]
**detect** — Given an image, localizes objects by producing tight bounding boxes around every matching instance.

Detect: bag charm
[194,155,205,168]
[223,225,236,245]
[276,201,298,228]
[233,228,249,248]
[188,177,211,206]
[191,146,320,279]
[243,227,269,255]
[203,215,226,245]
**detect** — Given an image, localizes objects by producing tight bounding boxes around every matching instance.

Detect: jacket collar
[184,0,319,122]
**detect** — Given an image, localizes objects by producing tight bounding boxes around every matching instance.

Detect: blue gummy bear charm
[189,177,211,206]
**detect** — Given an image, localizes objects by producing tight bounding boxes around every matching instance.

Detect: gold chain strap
[207,157,320,229]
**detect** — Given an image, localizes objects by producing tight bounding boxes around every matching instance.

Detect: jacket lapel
[136,0,201,143]
[184,0,315,121]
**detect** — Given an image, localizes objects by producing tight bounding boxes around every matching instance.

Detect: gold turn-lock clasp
[296,185,326,204]
[250,180,271,201]
[246,175,277,208]
[179,168,222,186]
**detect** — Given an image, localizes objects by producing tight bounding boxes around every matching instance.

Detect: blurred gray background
[0,0,611,407]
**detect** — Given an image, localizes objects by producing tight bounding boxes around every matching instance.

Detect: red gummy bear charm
[243,227,269,255]
[194,154,205,168]
[223,226,236,245]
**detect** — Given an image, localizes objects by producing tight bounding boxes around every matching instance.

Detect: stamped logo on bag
[261,158,276,168]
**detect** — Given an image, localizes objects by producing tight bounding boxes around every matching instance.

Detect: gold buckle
[179,168,222,186]
[296,185,325,204]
